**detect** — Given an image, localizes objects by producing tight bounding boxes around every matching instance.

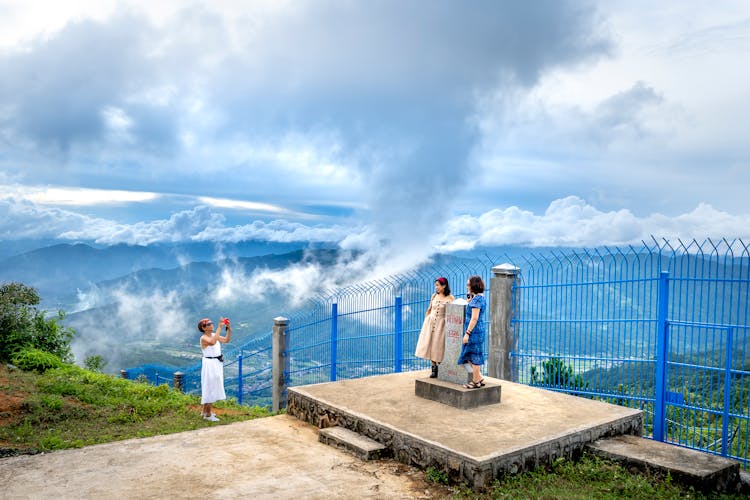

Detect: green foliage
[38,394,64,412]
[0,364,274,454]
[478,453,694,499]
[11,347,64,373]
[0,281,40,306]
[530,357,589,392]
[29,310,75,361]
[426,466,448,485]
[0,282,75,364]
[84,355,107,373]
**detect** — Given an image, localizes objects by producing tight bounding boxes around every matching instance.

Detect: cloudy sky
[1,0,749,260]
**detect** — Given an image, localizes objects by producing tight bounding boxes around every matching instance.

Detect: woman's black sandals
[463,379,485,389]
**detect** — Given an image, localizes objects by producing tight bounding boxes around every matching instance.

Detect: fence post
[721,327,733,456]
[272,316,290,412]
[237,353,243,406]
[394,295,403,373]
[490,263,520,381]
[173,372,183,392]
[331,303,338,382]
[653,271,670,442]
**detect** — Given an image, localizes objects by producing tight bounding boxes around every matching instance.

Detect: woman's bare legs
[471,363,482,383]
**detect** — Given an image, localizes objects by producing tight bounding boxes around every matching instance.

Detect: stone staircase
[320,426,747,494]
[318,426,390,461]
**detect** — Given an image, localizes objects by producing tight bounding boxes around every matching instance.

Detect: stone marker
[438,299,471,385]
[416,298,501,409]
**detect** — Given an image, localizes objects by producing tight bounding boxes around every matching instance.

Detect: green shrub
[39,394,64,412]
[530,357,588,393]
[11,348,64,372]
[84,355,107,372]
[39,435,70,450]
[426,466,449,484]
[0,282,75,363]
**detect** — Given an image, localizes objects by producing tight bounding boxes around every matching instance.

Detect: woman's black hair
[435,277,451,296]
[468,275,485,294]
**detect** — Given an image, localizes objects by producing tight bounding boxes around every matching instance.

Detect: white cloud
[212,260,339,308]
[3,188,750,258]
[197,196,288,214]
[0,193,354,245]
[24,186,157,206]
[69,283,193,368]
[436,196,750,251]
[0,1,748,256]
[192,218,355,244]
[468,2,750,215]
[0,196,101,240]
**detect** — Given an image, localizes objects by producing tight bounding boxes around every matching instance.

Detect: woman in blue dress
[457,275,486,388]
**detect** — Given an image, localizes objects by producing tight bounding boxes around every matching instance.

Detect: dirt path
[0,414,452,499]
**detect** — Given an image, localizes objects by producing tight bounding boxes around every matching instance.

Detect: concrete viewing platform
[287,370,644,489]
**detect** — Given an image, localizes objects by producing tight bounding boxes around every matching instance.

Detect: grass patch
[427,465,449,485]
[0,364,273,455]
[445,453,745,499]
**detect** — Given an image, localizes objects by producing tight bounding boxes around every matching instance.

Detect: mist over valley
[0,240,349,372]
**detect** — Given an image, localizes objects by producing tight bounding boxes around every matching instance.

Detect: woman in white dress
[198,317,231,421]
[414,277,455,378]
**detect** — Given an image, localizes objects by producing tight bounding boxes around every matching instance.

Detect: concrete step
[586,435,742,494]
[318,426,390,461]
[415,376,501,409]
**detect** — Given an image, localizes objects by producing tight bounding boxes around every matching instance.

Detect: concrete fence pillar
[272,316,290,412]
[489,263,520,381]
[173,371,184,392]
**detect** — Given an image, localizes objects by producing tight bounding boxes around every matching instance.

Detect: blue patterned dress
[457,294,485,366]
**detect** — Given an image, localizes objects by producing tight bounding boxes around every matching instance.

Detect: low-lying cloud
[3,193,749,257]
[3,187,749,315]
[69,284,193,370]
[437,196,750,251]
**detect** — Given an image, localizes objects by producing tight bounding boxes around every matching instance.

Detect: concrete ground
[0,414,451,499]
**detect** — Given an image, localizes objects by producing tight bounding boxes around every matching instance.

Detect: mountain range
[0,240,310,308]
[0,240,335,371]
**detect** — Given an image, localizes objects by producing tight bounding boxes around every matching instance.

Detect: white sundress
[201,341,226,404]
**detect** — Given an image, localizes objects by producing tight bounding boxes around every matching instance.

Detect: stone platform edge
[287,386,643,490]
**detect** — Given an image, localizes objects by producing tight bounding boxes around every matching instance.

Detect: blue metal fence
[125,238,750,465]
[512,238,750,465]
[283,262,494,390]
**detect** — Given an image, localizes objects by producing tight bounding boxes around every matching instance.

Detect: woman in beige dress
[415,277,455,378]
